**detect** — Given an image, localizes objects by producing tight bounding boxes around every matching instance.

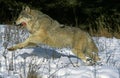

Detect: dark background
[0,0,120,37]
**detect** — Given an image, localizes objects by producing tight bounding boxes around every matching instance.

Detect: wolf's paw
[7,47,17,51]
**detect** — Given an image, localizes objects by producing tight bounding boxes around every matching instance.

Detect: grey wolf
[8,6,100,65]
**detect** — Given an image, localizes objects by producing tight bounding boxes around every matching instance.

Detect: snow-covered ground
[0,25,120,78]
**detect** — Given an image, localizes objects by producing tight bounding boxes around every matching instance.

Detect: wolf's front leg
[8,30,48,51]
[7,41,29,51]
[8,33,47,51]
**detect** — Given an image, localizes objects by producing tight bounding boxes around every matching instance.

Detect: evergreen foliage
[0,0,119,37]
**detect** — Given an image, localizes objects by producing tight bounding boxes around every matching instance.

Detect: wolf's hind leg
[72,49,87,63]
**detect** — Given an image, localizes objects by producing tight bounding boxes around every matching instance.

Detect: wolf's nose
[13,22,16,25]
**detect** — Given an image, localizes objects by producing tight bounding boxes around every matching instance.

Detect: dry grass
[27,57,42,78]
[88,14,120,38]
[90,26,120,39]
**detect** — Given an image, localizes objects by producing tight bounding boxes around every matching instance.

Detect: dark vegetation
[0,0,120,38]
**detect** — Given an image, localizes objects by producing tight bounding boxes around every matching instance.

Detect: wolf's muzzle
[14,22,22,26]
[14,22,26,26]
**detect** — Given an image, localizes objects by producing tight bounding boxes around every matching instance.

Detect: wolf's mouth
[15,22,26,27]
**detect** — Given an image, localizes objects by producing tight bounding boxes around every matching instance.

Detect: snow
[0,25,120,78]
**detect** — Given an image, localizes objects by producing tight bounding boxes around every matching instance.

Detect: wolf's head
[14,6,36,27]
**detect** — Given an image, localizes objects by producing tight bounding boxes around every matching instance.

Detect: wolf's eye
[18,15,30,21]
[23,14,32,18]
[20,12,32,18]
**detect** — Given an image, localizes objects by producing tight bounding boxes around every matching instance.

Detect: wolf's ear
[22,6,31,13]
